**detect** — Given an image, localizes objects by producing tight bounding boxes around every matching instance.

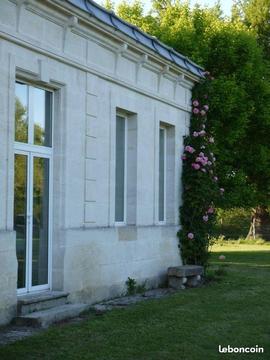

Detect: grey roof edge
[66,0,205,78]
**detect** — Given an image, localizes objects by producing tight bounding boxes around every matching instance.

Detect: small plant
[125,278,147,295]
[125,277,137,295]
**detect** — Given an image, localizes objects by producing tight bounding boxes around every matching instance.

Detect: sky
[95,0,234,17]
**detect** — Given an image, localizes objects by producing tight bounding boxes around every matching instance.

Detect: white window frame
[115,113,128,226]
[158,126,167,225]
[14,80,54,295]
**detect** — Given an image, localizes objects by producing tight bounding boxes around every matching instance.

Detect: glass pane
[32,157,49,286]
[159,128,165,222]
[14,154,28,289]
[115,116,125,222]
[33,87,52,147]
[15,82,28,143]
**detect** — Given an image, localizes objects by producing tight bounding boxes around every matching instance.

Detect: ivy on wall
[178,73,224,268]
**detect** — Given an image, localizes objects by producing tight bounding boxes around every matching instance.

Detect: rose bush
[178,73,224,268]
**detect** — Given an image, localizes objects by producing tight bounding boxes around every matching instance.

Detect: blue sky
[95,0,233,16]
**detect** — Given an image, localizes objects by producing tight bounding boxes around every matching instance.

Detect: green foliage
[115,1,270,212]
[125,277,137,295]
[125,277,146,295]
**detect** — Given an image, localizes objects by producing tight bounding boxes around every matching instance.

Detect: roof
[66,0,204,78]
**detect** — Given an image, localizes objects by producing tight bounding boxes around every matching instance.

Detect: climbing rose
[199,130,206,136]
[203,215,209,222]
[199,152,204,157]
[193,131,199,137]
[188,233,194,239]
[192,163,200,170]
[185,145,195,154]
[193,100,199,107]
[203,105,209,111]
[193,108,199,114]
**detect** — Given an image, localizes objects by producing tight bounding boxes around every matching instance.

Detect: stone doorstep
[17,291,69,316]
[168,265,204,278]
[14,304,90,328]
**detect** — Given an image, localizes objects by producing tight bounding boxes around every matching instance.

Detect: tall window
[115,115,127,223]
[159,127,166,223]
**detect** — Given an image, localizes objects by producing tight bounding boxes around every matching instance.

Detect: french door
[14,81,53,294]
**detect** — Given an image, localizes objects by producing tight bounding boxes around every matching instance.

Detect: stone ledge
[168,265,203,277]
[168,265,204,289]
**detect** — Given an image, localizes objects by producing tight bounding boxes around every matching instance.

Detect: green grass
[1,246,270,360]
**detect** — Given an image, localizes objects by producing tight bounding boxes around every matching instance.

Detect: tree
[115,0,270,239]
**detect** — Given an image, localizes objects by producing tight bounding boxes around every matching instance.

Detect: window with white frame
[115,112,137,225]
[115,114,127,223]
[159,126,166,223]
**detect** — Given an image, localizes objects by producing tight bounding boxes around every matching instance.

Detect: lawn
[1,244,270,360]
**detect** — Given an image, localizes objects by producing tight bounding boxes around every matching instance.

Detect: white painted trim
[0,29,193,112]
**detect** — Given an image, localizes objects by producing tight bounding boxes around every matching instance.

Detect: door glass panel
[159,128,165,222]
[32,157,49,286]
[15,82,28,143]
[14,154,28,289]
[32,88,52,147]
[115,115,126,222]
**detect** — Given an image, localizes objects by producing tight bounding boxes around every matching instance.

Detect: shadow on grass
[210,250,270,268]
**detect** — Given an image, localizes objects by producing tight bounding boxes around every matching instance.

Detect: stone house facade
[0,0,203,325]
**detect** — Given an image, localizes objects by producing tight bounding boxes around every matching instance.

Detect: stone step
[17,291,69,315]
[14,303,90,328]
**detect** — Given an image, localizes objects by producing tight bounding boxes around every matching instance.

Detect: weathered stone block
[168,265,203,278]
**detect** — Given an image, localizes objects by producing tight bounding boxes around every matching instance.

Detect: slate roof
[66,0,204,78]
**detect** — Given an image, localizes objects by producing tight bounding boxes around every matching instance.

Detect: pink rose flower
[192,163,200,170]
[203,105,209,111]
[193,131,199,137]
[208,207,214,214]
[187,232,194,240]
[199,152,204,157]
[193,108,200,115]
[199,130,206,136]
[203,215,209,222]
[193,100,199,107]
[185,145,195,154]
